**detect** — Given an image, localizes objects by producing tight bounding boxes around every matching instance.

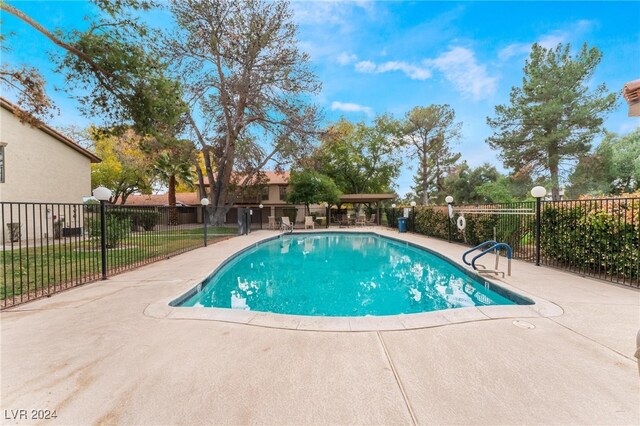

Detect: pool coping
[144,229,564,331]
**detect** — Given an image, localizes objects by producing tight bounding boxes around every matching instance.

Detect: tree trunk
[208,206,228,227]
[549,148,560,201]
[168,175,178,225]
[421,145,429,205]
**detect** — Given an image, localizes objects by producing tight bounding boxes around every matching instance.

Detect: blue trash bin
[397,217,408,233]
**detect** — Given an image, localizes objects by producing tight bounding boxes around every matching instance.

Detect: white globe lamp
[531,186,546,199]
[92,186,112,202]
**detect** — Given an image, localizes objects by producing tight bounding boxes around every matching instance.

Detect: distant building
[125,171,306,225]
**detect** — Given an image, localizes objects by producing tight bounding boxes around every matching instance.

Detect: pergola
[336,193,396,225]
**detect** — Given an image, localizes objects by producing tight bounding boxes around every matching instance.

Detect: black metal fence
[388,196,640,288]
[1,202,234,308]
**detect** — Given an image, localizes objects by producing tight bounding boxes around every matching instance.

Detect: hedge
[405,198,638,282]
[540,198,639,281]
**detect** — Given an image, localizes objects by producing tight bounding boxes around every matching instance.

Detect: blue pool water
[177,233,525,316]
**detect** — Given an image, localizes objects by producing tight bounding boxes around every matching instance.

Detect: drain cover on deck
[512,320,536,329]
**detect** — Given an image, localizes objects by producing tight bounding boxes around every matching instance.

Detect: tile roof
[123,193,201,206]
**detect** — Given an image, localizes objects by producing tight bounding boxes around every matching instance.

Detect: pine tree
[487,43,617,200]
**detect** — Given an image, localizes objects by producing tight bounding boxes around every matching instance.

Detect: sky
[2,1,639,197]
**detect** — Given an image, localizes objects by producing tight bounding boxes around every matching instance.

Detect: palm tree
[154,144,195,225]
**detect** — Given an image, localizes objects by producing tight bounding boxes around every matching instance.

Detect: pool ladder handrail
[463,241,512,277]
[462,241,497,266]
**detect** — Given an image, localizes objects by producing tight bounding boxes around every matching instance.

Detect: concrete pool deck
[1,228,639,425]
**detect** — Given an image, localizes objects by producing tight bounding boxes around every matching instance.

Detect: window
[261,186,269,201]
[279,185,287,201]
[0,145,4,183]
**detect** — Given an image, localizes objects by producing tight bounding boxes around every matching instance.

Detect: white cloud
[498,43,530,61]
[355,60,376,73]
[331,101,373,116]
[498,20,596,60]
[337,52,358,65]
[354,60,432,80]
[425,47,497,100]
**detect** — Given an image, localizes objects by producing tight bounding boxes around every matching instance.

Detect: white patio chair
[280,216,294,232]
[304,216,315,230]
[365,214,377,226]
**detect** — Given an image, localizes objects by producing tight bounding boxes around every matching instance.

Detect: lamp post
[410,201,416,232]
[531,186,546,266]
[445,195,454,243]
[93,186,112,280]
[259,204,263,230]
[201,198,210,247]
[391,203,396,229]
[325,202,330,229]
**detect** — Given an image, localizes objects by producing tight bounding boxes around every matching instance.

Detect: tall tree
[315,116,404,194]
[153,138,197,214]
[441,162,501,204]
[403,105,461,205]
[487,43,617,200]
[1,1,185,135]
[166,0,320,226]
[285,170,341,215]
[90,127,154,204]
[568,129,640,197]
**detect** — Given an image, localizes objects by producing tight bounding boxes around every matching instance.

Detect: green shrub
[107,208,160,231]
[385,208,400,228]
[413,206,532,253]
[541,202,639,280]
[87,215,131,248]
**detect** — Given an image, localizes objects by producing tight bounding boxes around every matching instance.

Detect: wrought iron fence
[388,196,639,288]
[539,197,639,287]
[1,202,234,309]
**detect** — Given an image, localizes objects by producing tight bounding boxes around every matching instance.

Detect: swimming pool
[175,233,531,316]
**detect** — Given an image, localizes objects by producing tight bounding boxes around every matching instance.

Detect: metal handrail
[471,243,513,276]
[462,240,497,265]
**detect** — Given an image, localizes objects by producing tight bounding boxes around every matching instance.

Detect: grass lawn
[1,226,236,306]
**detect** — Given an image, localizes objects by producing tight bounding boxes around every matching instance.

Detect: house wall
[261,184,287,205]
[0,107,93,203]
[1,107,94,241]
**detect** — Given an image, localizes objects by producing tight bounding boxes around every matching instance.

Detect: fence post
[410,201,416,232]
[326,204,330,229]
[535,196,541,266]
[530,186,546,266]
[203,206,208,247]
[100,200,108,280]
[445,196,454,243]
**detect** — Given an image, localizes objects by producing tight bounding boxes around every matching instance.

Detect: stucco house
[0,97,100,203]
[125,171,305,225]
[1,97,101,241]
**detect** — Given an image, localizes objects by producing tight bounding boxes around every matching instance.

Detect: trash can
[397,217,408,233]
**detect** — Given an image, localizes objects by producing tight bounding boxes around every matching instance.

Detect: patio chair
[365,214,377,226]
[356,214,366,226]
[304,216,315,230]
[339,214,350,227]
[268,216,278,230]
[280,216,294,232]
